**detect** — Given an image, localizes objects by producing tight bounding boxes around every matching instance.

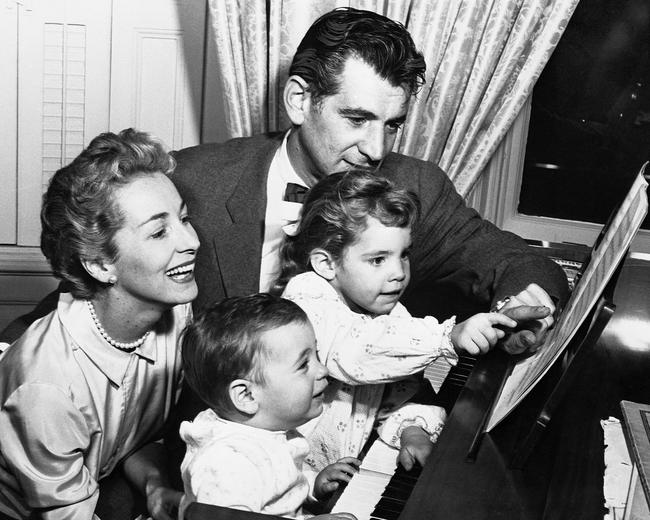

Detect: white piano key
[331,439,398,519]
[424,358,453,393]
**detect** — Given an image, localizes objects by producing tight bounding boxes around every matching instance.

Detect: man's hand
[398,426,433,471]
[450,313,517,355]
[314,457,360,500]
[497,283,556,355]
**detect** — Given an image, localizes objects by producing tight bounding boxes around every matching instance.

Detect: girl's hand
[451,313,517,355]
[314,457,360,500]
[398,425,433,471]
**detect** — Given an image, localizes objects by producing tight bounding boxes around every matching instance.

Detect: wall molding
[0,246,52,274]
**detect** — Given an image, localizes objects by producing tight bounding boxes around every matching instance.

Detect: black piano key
[382,483,413,501]
[375,496,407,513]
[369,464,422,520]
[371,505,401,520]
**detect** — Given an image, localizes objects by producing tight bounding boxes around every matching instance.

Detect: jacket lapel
[213,135,282,297]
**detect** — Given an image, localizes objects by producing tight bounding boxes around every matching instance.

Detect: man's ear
[309,248,336,281]
[284,75,312,126]
[81,258,116,285]
[229,379,259,415]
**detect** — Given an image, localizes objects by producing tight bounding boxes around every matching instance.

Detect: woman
[0,129,199,519]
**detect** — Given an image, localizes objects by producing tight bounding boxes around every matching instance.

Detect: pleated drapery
[208,0,578,196]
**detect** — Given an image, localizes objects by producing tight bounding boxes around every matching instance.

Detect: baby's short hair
[181,293,310,417]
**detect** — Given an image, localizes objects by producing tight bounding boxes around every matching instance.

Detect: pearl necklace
[86,300,150,352]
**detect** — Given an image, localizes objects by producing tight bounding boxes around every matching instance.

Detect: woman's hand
[122,442,180,520]
[144,481,182,520]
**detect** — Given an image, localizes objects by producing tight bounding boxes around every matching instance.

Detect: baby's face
[330,217,412,316]
[253,321,328,431]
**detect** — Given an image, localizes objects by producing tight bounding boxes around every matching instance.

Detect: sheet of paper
[486,165,648,431]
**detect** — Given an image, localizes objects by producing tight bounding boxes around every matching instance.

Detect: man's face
[290,57,411,182]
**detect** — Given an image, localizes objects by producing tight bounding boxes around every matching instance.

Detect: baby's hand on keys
[314,457,360,500]
[451,312,517,356]
[312,514,358,520]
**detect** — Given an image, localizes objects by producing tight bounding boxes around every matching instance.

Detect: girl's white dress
[283,271,458,472]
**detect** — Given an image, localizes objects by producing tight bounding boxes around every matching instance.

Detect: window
[519,0,650,229]
[474,0,650,253]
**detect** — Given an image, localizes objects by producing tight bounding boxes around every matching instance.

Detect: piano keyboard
[331,439,421,520]
[443,353,477,390]
[423,357,452,393]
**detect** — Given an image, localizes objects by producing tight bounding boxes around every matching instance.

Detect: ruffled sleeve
[283,272,458,385]
[377,403,447,449]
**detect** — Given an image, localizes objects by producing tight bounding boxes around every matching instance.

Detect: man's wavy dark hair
[289,7,426,102]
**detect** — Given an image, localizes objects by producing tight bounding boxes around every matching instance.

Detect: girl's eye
[181,214,192,224]
[371,257,385,265]
[299,360,309,371]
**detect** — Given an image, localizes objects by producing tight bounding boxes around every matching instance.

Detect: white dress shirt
[259,131,308,292]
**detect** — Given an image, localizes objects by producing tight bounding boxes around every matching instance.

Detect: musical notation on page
[486,164,649,432]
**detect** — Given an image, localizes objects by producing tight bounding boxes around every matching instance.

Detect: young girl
[274,170,517,473]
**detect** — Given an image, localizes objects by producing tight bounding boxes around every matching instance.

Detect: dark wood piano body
[187,246,650,520]
[401,249,650,520]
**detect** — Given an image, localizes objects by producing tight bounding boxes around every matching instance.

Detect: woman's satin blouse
[0,293,190,520]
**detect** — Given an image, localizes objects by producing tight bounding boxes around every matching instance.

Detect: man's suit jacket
[162,133,569,490]
[0,132,568,491]
[171,132,568,319]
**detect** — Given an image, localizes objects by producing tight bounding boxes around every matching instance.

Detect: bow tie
[283,182,309,203]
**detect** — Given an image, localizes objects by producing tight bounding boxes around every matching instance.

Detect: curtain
[208,0,578,196]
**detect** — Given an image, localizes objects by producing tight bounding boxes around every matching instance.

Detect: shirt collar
[277,130,308,189]
[57,293,158,386]
[209,410,291,439]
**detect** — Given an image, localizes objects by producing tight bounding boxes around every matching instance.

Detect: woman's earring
[107,275,117,285]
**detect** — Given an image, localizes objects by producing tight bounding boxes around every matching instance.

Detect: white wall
[0,0,223,332]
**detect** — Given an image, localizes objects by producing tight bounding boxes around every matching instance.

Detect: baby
[178,293,358,519]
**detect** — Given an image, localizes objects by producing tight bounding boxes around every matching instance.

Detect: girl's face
[106,173,200,311]
[330,216,411,316]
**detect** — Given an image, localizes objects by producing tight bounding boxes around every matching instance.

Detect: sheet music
[486,164,649,432]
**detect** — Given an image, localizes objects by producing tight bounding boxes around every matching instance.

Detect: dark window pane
[519,0,650,229]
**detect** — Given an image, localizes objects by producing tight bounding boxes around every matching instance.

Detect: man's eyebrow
[338,107,406,125]
[338,107,377,119]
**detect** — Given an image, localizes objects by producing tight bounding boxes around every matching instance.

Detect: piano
[186,246,650,520]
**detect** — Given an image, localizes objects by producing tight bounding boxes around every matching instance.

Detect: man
[162,7,568,484]
[172,7,568,348]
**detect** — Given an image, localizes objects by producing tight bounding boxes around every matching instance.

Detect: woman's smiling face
[106,173,200,310]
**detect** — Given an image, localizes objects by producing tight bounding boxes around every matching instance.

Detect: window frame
[472,95,650,255]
